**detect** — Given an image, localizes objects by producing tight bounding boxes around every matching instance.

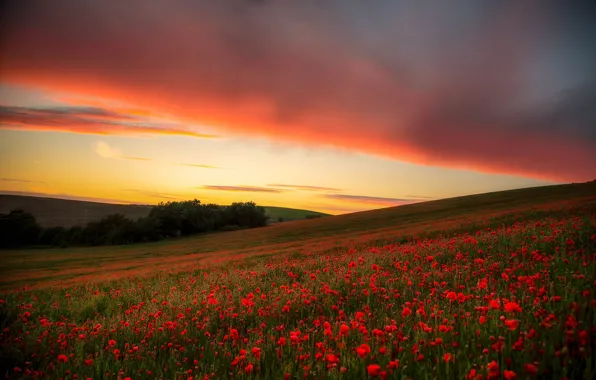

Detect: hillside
[1,181,594,290]
[0,194,329,227]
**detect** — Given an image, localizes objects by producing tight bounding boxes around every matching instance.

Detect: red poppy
[402,307,412,317]
[367,364,381,377]
[356,344,371,358]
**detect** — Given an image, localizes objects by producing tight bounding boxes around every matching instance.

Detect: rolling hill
[0,194,330,227]
[1,181,594,290]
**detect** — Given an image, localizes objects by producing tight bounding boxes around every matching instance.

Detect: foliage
[0,199,269,248]
[0,209,42,248]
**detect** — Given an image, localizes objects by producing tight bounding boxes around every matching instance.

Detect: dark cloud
[0,105,218,138]
[1,1,595,180]
[200,185,285,193]
[267,184,342,192]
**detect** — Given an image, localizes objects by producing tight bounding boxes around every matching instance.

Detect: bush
[0,209,42,248]
[38,226,67,246]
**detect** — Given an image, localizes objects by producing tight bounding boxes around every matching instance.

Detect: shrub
[0,209,42,248]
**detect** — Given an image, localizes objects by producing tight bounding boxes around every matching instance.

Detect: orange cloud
[267,184,342,192]
[322,194,421,207]
[1,1,595,182]
[200,185,285,194]
[0,105,217,138]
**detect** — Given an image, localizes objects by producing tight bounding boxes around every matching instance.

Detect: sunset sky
[1,1,595,214]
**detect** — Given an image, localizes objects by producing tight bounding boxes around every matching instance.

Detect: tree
[38,226,67,246]
[0,209,42,248]
[225,202,269,228]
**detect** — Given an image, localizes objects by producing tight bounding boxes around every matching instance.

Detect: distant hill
[0,194,329,228]
[262,206,328,222]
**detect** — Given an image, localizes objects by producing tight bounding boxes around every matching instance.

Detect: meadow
[1,182,595,379]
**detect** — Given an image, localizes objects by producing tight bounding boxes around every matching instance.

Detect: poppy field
[1,184,595,379]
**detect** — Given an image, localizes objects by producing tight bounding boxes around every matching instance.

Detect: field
[0,195,329,227]
[1,182,595,379]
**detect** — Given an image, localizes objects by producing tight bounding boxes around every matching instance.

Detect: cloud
[267,184,342,192]
[200,185,285,193]
[0,105,218,138]
[121,189,179,200]
[177,163,219,169]
[1,1,595,181]
[322,194,421,206]
[404,195,436,200]
[0,177,44,184]
[94,140,151,161]
[0,190,139,205]
[94,141,120,159]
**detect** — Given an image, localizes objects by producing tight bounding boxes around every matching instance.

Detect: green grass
[262,206,329,221]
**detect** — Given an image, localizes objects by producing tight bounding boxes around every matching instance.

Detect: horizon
[3,181,592,217]
[1,1,595,214]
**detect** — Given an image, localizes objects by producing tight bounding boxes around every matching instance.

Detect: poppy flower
[367,364,381,377]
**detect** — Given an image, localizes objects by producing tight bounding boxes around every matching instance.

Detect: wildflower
[504,319,518,331]
[524,363,538,376]
[367,364,381,377]
[356,343,371,358]
[326,354,339,364]
[487,361,499,377]
[504,302,522,313]
[402,307,412,317]
[57,354,68,363]
[339,324,350,336]
[443,353,452,362]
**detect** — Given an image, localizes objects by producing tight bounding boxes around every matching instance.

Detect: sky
[0,1,594,214]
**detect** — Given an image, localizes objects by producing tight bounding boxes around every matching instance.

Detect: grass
[0,194,329,228]
[260,206,329,221]
[0,182,595,379]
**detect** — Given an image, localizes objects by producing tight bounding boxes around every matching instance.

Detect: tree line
[0,200,269,249]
